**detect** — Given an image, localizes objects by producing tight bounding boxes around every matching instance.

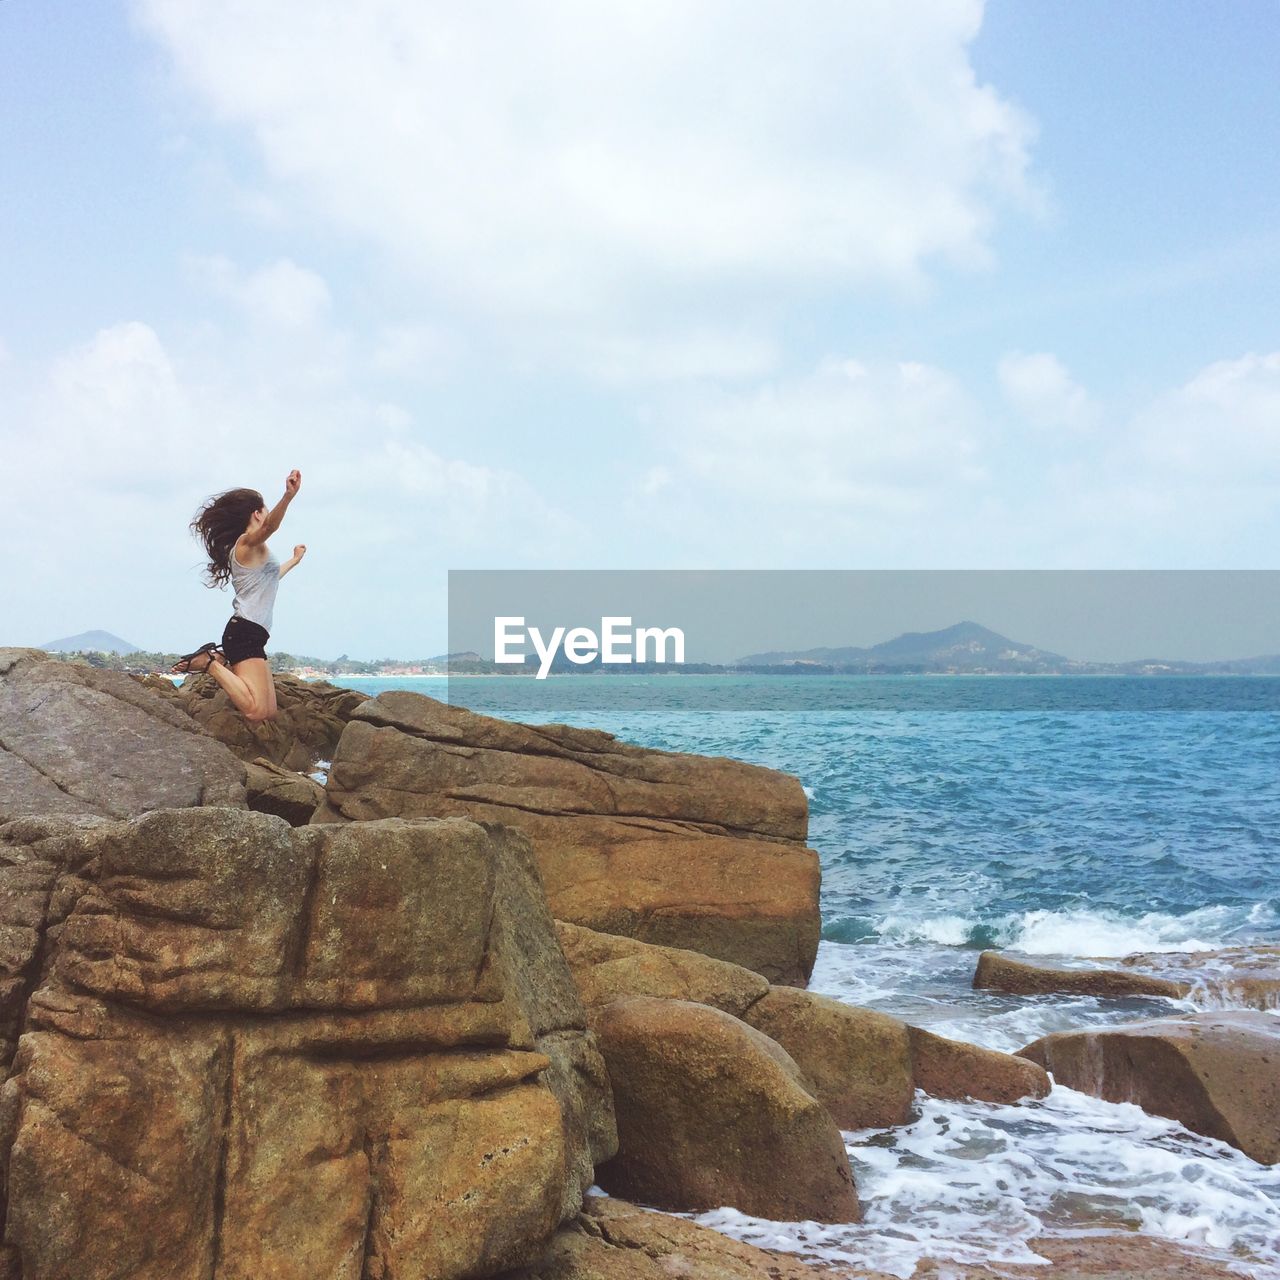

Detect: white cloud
[997,351,1097,432]
[135,0,1037,330]
[665,356,986,513]
[187,255,332,328]
[0,307,583,651]
[1130,351,1280,481]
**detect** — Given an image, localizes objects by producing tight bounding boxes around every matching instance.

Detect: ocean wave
[853,902,1275,957]
[694,1088,1280,1278]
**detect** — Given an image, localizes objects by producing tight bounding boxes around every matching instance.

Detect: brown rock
[1020,1012,1280,1164]
[974,950,1189,1000]
[913,1232,1254,1279]
[592,996,860,1223]
[1118,946,1280,1011]
[313,692,822,983]
[558,925,1049,1127]
[555,921,769,1018]
[907,1024,1050,1106]
[506,1194,856,1280]
[741,986,915,1129]
[0,648,246,821]
[169,671,368,772]
[244,756,325,825]
[0,808,616,1279]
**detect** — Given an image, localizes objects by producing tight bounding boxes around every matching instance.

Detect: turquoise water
[336,674,1280,957]
[329,674,1280,1274]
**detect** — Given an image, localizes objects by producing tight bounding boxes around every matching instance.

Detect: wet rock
[0,808,616,1279]
[504,1194,859,1280]
[0,649,245,822]
[1117,946,1280,1011]
[974,950,1189,1000]
[591,996,860,1223]
[314,692,822,984]
[1020,1012,1280,1164]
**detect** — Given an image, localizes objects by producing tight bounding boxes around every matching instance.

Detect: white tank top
[230,543,280,632]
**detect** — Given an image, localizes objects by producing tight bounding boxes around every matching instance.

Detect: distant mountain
[737,621,1069,673]
[41,630,141,655]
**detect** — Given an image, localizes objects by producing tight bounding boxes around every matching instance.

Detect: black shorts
[222,615,270,666]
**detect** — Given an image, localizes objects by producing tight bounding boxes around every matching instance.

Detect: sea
[328,673,1280,1277]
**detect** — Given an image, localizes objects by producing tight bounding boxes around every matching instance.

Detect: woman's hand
[293,544,307,560]
[284,469,302,497]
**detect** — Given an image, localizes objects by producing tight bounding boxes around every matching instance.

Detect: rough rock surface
[162,671,368,772]
[1020,1012,1280,1164]
[314,692,822,984]
[554,921,770,1018]
[244,756,325,825]
[505,1195,857,1280]
[558,924,1049,1128]
[0,808,616,1280]
[0,649,246,822]
[591,997,860,1223]
[1118,945,1280,1010]
[974,950,1189,1000]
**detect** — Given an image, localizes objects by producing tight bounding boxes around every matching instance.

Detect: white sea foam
[868,901,1271,957]
[693,1088,1280,1279]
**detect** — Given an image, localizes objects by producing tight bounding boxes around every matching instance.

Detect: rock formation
[506,1194,861,1280]
[1020,1012,1280,1164]
[0,808,615,1279]
[0,649,246,821]
[151,671,368,772]
[558,922,1049,1128]
[313,692,822,984]
[244,756,326,825]
[975,950,1188,1000]
[590,997,860,1223]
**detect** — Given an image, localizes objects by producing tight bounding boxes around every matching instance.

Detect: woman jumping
[172,469,306,723]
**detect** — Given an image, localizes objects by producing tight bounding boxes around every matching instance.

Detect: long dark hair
[190,488,264,587]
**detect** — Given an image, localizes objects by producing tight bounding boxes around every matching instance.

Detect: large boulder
[558,924,1049,1128]
[591,996,860,1223]
[505,1194,866,1280]
[0,649,245,821]
[161,671,368,772]
[554,921,769,1018]
[974,950,1188,1000]
[313,692,822,984]
[0,808,615,1280]
[1020,1013,1280,1164]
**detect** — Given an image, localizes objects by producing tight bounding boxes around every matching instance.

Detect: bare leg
[203,656,277,723]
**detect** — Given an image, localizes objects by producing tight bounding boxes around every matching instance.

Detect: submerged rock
[591,996,860,1223]
[0,808,615,1279]
[1020,1012,1280,1164]
[1117,946,1280,1010]
[974,950,1189,1000]
[314,691,822,984]
[0,648,245,822]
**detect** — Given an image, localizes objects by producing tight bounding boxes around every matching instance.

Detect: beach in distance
[315,671,1280,1276]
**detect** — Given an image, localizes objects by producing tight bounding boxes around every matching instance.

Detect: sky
[2,1,1279,658]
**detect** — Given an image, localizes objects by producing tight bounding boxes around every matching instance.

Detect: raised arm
[279,544,307,578]
[243,470,301,547]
